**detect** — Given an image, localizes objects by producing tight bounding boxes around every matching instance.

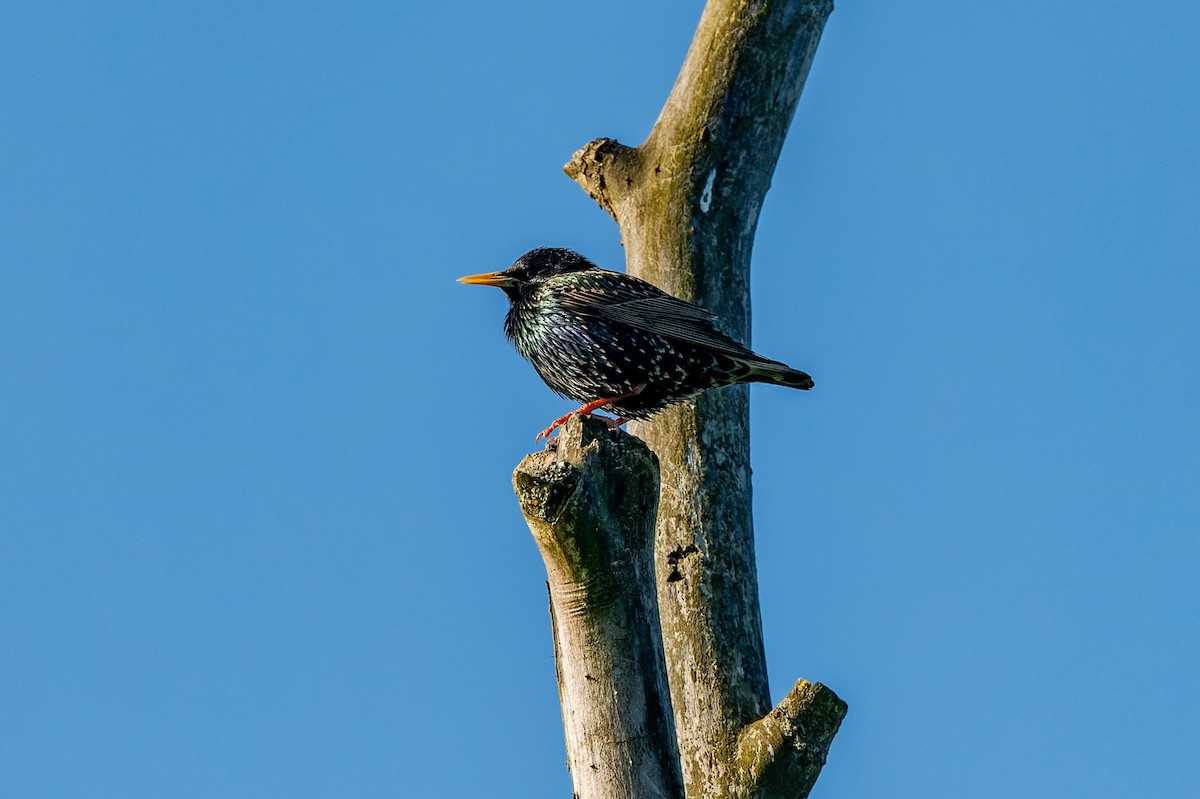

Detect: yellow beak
[457,272,516,287]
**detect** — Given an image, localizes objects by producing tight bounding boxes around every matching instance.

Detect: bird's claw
[535,412,577,443]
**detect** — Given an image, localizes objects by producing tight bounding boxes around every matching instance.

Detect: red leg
[535,387,644,442]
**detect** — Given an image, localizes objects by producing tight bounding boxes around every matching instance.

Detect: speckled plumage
[461,247,813,427]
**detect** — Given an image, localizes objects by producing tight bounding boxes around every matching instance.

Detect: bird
[458,247,813,441]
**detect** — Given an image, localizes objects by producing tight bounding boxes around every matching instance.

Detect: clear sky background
[2,2,1197,797]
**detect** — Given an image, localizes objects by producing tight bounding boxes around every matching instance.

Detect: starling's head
[458,247,595,300]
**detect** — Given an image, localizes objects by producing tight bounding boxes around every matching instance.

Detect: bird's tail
[745,360,814,390]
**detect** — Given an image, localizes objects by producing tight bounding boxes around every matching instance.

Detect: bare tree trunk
[514,2,846,798]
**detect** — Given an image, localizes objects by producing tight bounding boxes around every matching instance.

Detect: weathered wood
[514,415,683,799]
[736,680,847,798]
[563,2,845,797]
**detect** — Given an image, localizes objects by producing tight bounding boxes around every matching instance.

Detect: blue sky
[2,2,1197,797]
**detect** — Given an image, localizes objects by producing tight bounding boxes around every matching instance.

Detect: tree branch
[514,415,683,799]
[737,680,847,798]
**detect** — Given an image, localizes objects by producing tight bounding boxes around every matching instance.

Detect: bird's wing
[560,274,765,360]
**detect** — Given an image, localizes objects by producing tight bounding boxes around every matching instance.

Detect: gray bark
[514,416,684,799]
[514,2,846,798]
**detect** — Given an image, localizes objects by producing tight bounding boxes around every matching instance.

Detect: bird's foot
[534,387,644,443]
[536,412,626,445]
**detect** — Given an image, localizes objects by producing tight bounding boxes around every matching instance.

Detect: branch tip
[737,679,847,795]
[564,138,640,221]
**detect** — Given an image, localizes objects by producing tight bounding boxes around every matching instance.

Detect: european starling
[459,247,813,440]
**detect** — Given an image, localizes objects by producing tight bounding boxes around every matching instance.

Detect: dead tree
[513,2,845,798]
